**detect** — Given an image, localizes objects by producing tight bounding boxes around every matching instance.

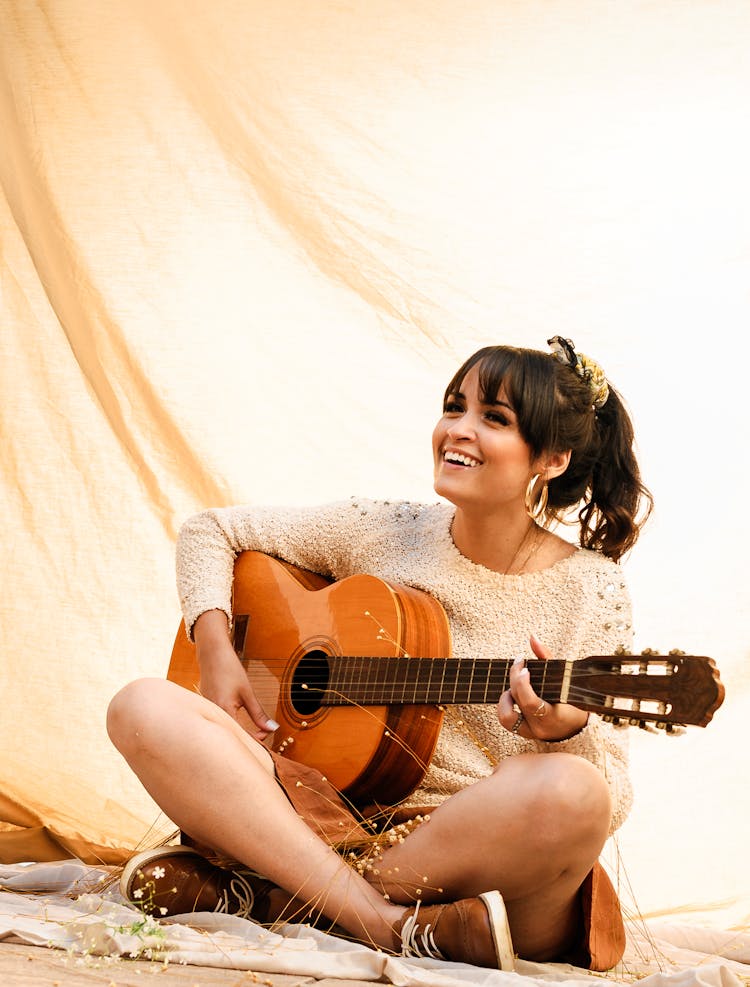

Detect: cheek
[431,421,444,456]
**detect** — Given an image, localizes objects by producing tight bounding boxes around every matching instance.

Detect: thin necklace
[504,521,541,575]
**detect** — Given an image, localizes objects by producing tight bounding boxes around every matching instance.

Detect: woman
[107,338,651,971]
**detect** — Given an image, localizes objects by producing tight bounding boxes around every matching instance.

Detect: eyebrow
[449,390,516,413]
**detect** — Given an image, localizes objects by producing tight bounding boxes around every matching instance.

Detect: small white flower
[152,866,166,880]
[133,888,144,899]
[160,907,168,916]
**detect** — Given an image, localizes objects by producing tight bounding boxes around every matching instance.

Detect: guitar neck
[325,656,567,707]
[315,652,723,728]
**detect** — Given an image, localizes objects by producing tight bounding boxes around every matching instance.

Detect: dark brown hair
[444,345,653,561]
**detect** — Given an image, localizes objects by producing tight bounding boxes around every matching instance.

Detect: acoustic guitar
[168,552,724,806]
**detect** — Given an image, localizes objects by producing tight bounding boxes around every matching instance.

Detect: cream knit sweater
[176,498,634,833]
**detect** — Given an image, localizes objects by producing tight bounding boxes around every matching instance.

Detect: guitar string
[242,655,677,721]
[244,656,674,696]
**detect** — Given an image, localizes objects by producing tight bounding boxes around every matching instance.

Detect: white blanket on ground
[0,862,747,987]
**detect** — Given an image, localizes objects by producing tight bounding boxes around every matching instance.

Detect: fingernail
[513,655,525,666]
[267,719,280,731]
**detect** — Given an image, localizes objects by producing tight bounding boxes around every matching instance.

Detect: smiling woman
[107,338,653,972]
[436,343,650,575]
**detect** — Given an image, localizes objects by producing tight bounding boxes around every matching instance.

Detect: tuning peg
[668,648,686,656]
[665,724,686,736]
[637,721,659,734]
[640,647,658,656]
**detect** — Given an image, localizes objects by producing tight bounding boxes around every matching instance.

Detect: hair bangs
[445,346,558,457]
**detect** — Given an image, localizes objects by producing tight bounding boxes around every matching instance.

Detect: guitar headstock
[567,650,725,732]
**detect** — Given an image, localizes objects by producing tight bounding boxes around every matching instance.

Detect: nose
[446,411,477,441]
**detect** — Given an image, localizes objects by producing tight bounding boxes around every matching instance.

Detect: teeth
[444,451,481,467]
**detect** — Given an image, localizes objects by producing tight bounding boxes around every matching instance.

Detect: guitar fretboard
[320,656,568,706]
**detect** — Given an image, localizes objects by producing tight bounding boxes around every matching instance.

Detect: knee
[500,753,610,857]
[106,677,175,752]
[536,754,612,851]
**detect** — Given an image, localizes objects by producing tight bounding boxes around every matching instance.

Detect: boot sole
[479,891,515,971]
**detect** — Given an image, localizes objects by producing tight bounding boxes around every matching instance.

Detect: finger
[496,689,517,729]
[510,655,538,707]
[510,656,552,734]
[233,705,268,741]
[497,691,526,736]
[240,685,279,734]
[529,633,554,661]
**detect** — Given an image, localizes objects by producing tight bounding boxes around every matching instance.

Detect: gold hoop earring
[525,474,548,520]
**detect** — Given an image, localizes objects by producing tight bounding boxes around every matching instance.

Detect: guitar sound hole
[290,650,331,715]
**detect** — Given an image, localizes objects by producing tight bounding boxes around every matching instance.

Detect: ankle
[347,903,407,952]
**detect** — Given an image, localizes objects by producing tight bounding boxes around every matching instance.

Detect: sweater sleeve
[175,500,358,638]
[537,561,635,834]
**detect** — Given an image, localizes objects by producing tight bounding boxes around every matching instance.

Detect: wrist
[555,711,589,741]
[194,610,235,659]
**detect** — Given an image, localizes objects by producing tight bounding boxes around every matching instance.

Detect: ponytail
[571,386,652,561]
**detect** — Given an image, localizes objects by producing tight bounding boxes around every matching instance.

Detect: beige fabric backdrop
[1,0,748,930]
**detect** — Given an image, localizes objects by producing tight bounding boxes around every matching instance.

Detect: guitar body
[168,552,451,806]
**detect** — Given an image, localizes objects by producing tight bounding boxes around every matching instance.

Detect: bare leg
[107,678,403,948]
[365,752,612,961]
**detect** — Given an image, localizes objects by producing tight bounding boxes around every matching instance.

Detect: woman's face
[432,365,539,516]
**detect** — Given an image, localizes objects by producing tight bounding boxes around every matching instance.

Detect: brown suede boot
[120,846,295,924]
[394,891,514,970]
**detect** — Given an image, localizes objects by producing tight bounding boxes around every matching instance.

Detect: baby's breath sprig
[364,610,410,658]
[128,867,172,918]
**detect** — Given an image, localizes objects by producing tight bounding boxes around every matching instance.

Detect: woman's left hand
[497,634,589,741]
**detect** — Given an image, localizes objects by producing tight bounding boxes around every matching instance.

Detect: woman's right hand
[193,610,279,740]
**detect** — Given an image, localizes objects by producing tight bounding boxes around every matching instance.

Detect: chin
[433,478,464,507]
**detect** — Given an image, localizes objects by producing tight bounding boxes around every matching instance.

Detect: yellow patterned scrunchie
[547,336,610,410]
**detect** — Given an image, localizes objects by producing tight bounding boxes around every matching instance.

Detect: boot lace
[399,901,446,960]
[214,871,261,921]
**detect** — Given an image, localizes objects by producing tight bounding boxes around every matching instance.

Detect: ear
[537,449,571,481]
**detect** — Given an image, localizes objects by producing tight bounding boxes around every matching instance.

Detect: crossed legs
[107,677,612,960]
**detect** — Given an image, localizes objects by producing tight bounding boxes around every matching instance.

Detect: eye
[443,400,464,415]
[484,410,510,426]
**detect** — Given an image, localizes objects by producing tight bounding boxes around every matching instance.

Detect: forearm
[193,609,232,654]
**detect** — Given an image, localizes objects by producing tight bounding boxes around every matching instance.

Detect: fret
[485,660,502,705]
[446,659,461,706]
[422,655,433,704]
[404,655,420,704]
[365,654,378,703]
[342,657,356,703]
[435,656,450,704]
